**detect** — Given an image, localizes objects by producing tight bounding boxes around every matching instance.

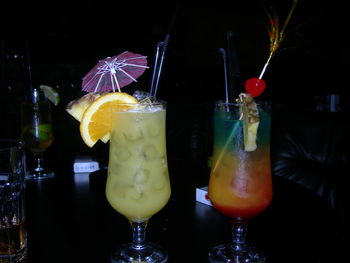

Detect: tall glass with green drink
[106,101,171,263]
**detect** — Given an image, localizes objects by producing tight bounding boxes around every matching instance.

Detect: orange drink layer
[208,104,272,222]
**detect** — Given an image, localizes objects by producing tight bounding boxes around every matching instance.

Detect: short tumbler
[0,140,27,262]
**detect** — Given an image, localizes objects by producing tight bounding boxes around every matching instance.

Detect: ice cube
[231,176,249,198]
[126,186,142,200]
[142,144,160,161]
[123,129,144,142]
[133,169,149,194]
[133,90,154,102]
[134,169,150,185]
[112,148,132,162]
[147,127,161,137]
[160,155,168,169]
[134,113,143,123]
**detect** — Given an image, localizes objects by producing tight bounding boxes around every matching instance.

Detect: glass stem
[231,222,248,252]
[130,220,148,250]
[33,152,44,171]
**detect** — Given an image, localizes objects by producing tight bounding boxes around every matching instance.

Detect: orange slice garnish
[79,92,138,147]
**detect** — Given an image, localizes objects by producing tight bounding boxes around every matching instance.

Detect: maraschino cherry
[244,77,266,97]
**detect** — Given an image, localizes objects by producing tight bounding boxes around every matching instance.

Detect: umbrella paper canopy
[82,51,148,93]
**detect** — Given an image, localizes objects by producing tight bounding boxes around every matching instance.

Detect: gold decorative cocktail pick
[244,0,299,98]
[259,0,299,79]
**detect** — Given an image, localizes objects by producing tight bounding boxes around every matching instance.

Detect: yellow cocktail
[106,104,171,223]
[67,91,171,261]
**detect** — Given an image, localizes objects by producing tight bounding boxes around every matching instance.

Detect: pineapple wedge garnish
[237,93,260,151]
[66,93,101,121]
[66,92,110,143]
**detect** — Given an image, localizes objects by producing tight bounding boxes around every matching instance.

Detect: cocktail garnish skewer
[245,0,299,98]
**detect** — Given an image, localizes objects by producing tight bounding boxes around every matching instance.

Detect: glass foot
[111,243,168,263]
[26,168,55,180]
[209,243,266,263]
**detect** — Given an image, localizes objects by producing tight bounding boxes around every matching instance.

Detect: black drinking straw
[24,38,36,102]
[226,31,240,101]
[149,2,180,99]
[150,34,170,99]
[24,39,33,89]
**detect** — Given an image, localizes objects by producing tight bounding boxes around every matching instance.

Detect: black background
[1,0,349,163]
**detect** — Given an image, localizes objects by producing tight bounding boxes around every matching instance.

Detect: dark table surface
[25,159,341,263]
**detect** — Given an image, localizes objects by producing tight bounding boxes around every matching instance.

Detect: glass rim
[214,100,272,107]
[113,101,167,106]
[21,100,51,105]
[0,139,25,152]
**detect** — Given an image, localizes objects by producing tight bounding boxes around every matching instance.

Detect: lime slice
[40,85,60,106]
[29,124,53,141]
[38,124,53,133]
